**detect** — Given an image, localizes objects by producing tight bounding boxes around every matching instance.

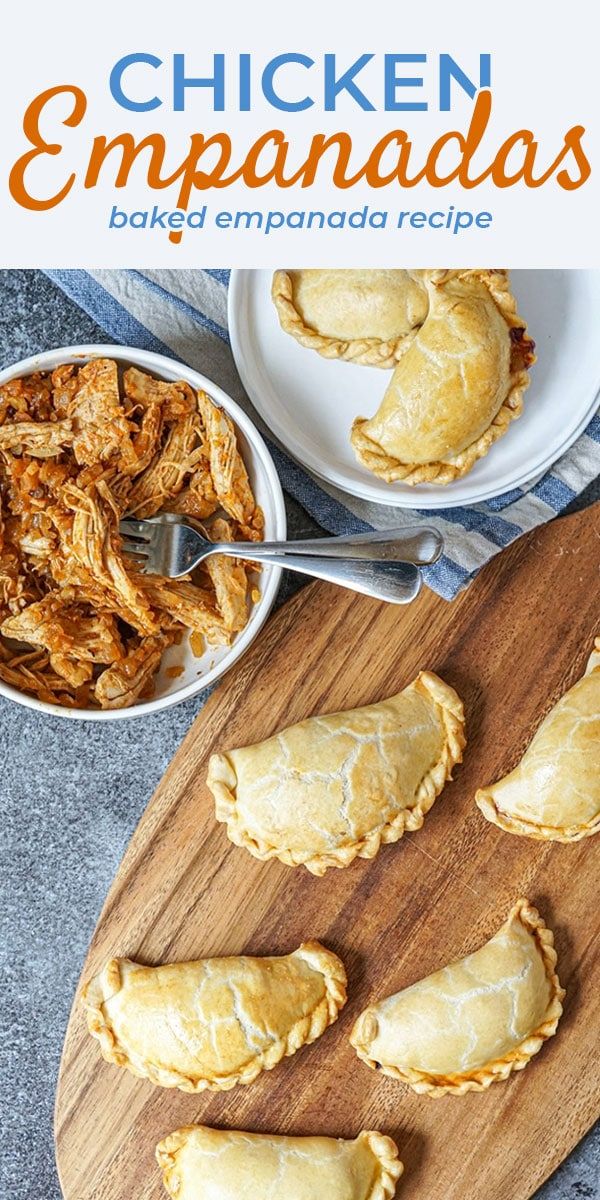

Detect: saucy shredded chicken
[0,359,264,709]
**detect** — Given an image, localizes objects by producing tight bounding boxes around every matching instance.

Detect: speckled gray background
[0,271,597,1200]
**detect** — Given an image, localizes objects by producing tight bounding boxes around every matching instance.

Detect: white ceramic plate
[229,270,600,509]
[0,345,286,721]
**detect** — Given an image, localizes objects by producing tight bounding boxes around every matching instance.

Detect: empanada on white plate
[272,269,428,366]
[477,638,600,841]
[350,898,564,1096]
[351,269,535,485]
[82,941,346,1092]
[156,1125,403,1200]
[208,671,465,875]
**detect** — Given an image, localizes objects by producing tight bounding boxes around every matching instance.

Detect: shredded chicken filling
[0,360,263,709]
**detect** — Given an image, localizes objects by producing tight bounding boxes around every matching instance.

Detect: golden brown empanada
[82,941,346,1092]
[351,269,535,484]
[272,269,428,366]
[476,638,600,842]
[350,898,563,1096]
[157,1125,403,1200]
[208,672,465,875]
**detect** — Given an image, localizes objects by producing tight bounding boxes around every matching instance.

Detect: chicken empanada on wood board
[272,269,428,366]
[156,1125,403,1200]
[208,671,465,875]
[476,637,600,841]
[350,898,563,1096]
[351,269,535,484]
[82,941,346,1091]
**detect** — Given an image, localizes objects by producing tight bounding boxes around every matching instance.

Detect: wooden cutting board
[55,503,600,1200]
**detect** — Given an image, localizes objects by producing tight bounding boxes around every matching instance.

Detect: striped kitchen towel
[45,269,600,601]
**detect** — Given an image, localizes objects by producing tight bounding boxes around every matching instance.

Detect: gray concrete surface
[0,270,597,1199]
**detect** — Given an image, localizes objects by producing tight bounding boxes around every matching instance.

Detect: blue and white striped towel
[46,269,600,601]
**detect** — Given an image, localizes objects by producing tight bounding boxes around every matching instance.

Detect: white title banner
[1,0,598,266]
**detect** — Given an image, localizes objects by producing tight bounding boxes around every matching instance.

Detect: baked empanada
[208,672,465,875]
[82,941,346,1092]
[351,269,535,484]
[476,638,600,842]
[272,269,428,366]
[156,1125,403,1200]
[350,898,563,1096]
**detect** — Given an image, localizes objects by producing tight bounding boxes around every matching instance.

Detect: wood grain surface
[55,504,600,1200]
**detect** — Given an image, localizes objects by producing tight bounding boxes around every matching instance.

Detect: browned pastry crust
[272,268,428,367]
[476,637,600,841]
[208,671,465,875]
[156,1125,404,1200]
[83,941,346,1092]
[351,269,536,484]
[350,898,564,1096]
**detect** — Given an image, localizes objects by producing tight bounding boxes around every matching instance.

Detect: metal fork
[120,514,443,605]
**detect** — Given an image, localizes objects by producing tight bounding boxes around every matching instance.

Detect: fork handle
[215,526,443,567]
[241,552,422,605]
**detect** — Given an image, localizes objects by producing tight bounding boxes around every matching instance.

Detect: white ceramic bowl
[0,345,286,720]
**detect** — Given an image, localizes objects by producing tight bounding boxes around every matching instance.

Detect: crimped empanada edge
[156,1127,196,1198]
[359,1130,404,1199]
[350,897,564,1097]
[351,267,536,485]
[81,957,126,1068]
[410,671,466,819]
[271,269,419,368]
[209,671,465,876]
[476,635,600,843]
[82,942,347,1092]
[475,792,600,843]
[155,1126,404,1200]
